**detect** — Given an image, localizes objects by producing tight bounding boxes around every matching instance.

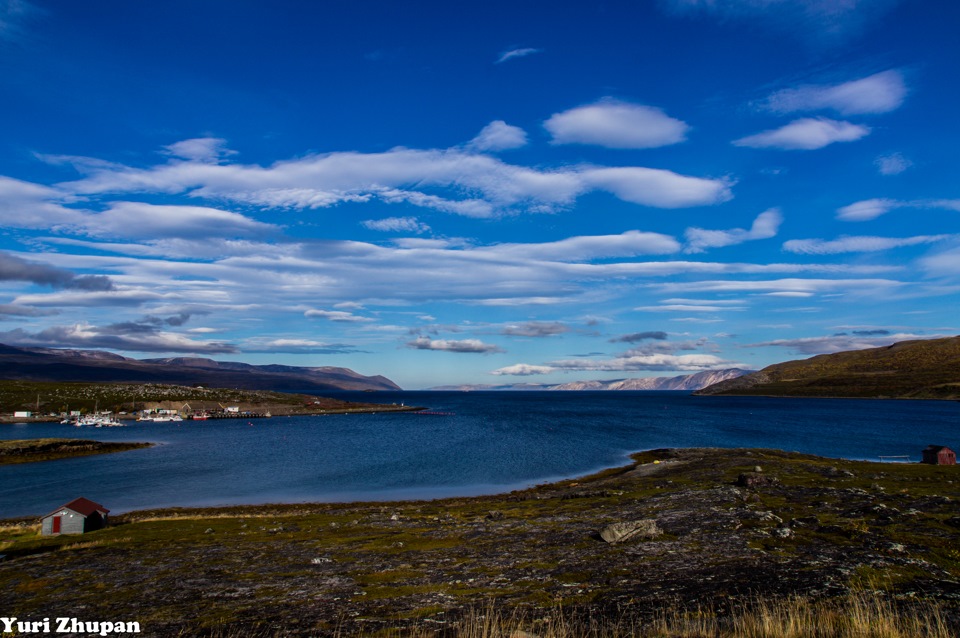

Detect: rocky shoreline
[2,447,958,636]
[0,438,153,465]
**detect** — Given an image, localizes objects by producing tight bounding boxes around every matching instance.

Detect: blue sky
[1,0,958,389]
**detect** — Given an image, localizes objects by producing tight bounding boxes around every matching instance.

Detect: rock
[754,466,763,473]
[600,519,662,544]
[736,472,775,488]
[772,527,793,538]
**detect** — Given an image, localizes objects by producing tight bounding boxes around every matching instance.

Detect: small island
[0,438,153,465]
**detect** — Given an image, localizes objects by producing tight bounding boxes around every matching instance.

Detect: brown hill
[694,336,960,400]
[0,344,401,392]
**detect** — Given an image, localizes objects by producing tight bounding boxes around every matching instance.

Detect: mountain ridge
[0,344,401,392]
[428,368,750,392]
[695,336,960,399]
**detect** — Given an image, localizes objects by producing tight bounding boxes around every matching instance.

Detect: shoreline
[0,403,423,424]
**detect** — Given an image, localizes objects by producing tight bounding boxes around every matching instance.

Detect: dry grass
[178,593,955,637]
[59,536,132,552]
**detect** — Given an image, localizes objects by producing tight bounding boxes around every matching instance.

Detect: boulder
[600,519,662,544]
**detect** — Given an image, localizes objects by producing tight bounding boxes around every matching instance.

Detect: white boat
[137,414,183,422]
[72,414,125,427]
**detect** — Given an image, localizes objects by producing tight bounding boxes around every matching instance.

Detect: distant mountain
[695,336,960,400]
[429,369,751,392]
[0,344,401,392]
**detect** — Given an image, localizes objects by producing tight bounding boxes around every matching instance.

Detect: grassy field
[2,448,958,636]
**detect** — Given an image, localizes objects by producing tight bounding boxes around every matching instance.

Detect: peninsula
[0,380,419,423]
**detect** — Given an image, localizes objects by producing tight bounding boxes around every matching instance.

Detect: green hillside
[695,336,960,399]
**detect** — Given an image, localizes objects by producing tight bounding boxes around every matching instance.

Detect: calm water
[1,391,957,519]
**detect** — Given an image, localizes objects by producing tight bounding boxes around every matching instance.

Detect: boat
[71,413,125,427]
[137,415,183,422]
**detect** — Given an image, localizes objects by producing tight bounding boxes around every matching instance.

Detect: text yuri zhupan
[2,617,141,635]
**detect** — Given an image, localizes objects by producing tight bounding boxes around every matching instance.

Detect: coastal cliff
[696,336,960,399]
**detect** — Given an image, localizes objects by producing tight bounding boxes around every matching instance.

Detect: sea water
[0,391,957,519]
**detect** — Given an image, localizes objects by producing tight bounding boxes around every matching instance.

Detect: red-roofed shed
[921,445,956,466]
[40,497,110,535]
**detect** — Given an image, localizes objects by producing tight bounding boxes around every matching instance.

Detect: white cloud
[491,364,556,376]
[163,137,237,163]
[874,152,912,175]
[489,230,681,261]
[407,336,503,353]
[746,332,942,355]
[304,309,374,323]
[920,246,960,275]
[784,234,951,254]
[684,208,782,253]
[544,98,690,149]
[0,176,84,229]
[836,198,896,221]
[837,198,960,221]
[83,202,279,239]
[549,353,738,372]
[734,118,870,150]
[763,70,907,115]
[468,121,528,151]
[54,143,731,215]
[581,167,733,208]
[495,47,542,64]
[362,217,431,234]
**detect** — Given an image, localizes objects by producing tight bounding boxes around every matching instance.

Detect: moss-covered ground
[1,448,958,636]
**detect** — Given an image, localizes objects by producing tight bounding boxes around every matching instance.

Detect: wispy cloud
[874,152,912,175]
[304,309,374,323]
[495,47,542,64]
[762,70,907,115]
[837,198,960,221]
[0,322,237,354]
[734,118,870,150]
[544,98,690,149]
[0,0,40,43]
[548,352,739,372]
[784,234,951,254]
[684,208,782,253]
[163,137,238,163]
[51,140,732,215]
[745,332,942,355]
[660,0,902,43]
[361,217,431,234]
[240,338,363,354]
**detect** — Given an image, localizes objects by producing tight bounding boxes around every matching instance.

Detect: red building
[921,445,956,465]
